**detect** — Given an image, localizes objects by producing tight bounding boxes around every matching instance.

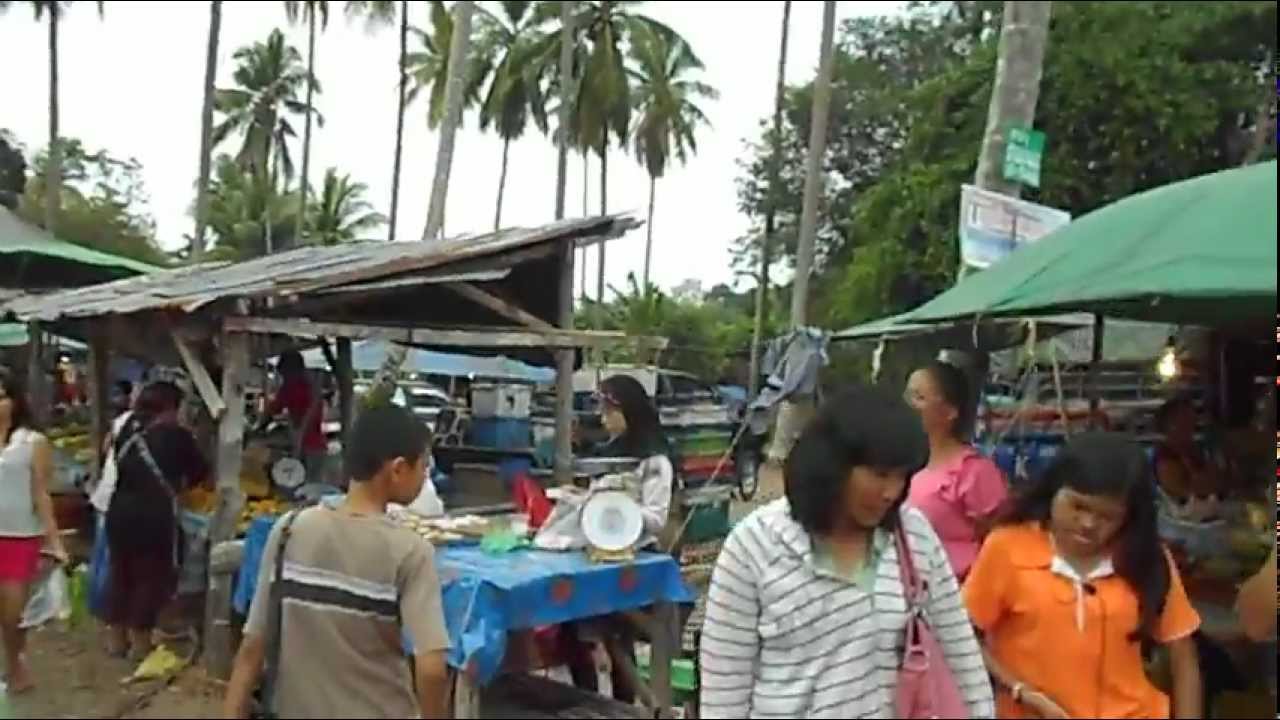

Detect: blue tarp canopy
[301,340,554,384]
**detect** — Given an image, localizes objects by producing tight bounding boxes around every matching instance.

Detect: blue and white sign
[958,184,1071,270]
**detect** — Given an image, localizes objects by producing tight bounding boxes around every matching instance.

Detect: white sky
[0,1,902,294]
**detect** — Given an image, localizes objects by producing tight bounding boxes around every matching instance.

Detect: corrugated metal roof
[2,214,636,323]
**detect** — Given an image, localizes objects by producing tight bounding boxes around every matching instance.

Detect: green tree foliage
[201,154,301,260]
[306,168,387,245]
[735,1,1276,332]
[15,137,167,265]
[0,129,26,209]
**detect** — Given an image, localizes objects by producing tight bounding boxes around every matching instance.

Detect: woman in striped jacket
[699,384,995,719]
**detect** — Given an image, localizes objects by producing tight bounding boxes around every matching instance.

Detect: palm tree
[307,168,387,245]
[473,0,550,230]
[192,0,223,262]
[343,0,405,241]
[628,24,716,292]
[422,0,476,240]
[405,0,487,132]
[537,1,683,306]
[0,0,104,234]
[748,0,791,396]
[203,154,302,260]
[284,1,331,249]
[213,29,321,187]
[789,0,836,330]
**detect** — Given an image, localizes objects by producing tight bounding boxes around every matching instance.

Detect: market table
[234,515,695,718]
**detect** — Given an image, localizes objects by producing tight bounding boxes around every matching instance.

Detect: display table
[234,515,695,718]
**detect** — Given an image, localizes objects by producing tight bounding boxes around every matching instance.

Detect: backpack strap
[261,510,301,718]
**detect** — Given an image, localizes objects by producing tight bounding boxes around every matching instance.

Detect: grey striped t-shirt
[698,499,995,719]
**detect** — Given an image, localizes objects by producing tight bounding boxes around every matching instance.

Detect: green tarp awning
[1,206,159,286]
[904,161,1277,328]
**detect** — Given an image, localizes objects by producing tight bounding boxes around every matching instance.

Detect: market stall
[832,160,1278,715]
[1,214,672,706]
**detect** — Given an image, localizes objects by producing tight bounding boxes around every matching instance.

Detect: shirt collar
[773,501,891,570]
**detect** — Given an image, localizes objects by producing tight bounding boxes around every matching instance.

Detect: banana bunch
[237,498,289,534]
[182,487,217,513]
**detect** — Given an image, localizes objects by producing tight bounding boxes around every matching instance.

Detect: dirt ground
[11,467,784,718]
[9,622,220,719]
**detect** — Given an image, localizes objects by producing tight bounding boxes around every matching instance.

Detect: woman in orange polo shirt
[964,432,1203,719]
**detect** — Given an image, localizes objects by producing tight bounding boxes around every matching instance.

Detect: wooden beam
[224,315,667,351]
[172,330,227,420]
[443,281,557,332]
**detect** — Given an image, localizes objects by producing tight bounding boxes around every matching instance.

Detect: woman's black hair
[0,369,37,444]
[922,360,971,440]
[999,431,1169,643]
[133,381,182,425]
[785,384,928,535]
[277,349,306,378]
[599,374,670,459]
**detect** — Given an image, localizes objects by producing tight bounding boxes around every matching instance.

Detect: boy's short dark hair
[345,404,432,482]
[785,384,928,535]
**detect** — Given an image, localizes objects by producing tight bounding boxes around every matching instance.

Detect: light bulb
[1157,346,1178,380]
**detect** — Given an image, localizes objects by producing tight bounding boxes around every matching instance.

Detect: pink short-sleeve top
[908,446,1009,580]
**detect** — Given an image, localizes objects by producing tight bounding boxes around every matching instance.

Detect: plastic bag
[408,473,445,518]
[21,563,71,629]
[532,498,587,551]
[511,473,552,528]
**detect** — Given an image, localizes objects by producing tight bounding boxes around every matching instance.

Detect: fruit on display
[182,486,217,513]
[237,498,288,534]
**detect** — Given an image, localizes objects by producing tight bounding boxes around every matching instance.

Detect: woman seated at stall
[1154,394,1225,506]
[563,374,677,704]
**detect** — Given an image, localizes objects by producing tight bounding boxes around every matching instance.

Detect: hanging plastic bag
[532,496,587,551]
[21,561,71,629]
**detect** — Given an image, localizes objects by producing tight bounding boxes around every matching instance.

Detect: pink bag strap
[894,524,926,609]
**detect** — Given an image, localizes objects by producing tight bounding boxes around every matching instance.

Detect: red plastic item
[512,473,553,528]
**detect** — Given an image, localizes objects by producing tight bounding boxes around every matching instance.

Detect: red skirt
[0,536,42,583]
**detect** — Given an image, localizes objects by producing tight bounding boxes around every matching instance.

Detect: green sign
[1003,125,1046,188]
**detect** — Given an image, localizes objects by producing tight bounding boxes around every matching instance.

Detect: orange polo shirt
[963,523,1200,719]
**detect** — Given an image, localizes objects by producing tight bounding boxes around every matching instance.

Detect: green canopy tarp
[904,161,1277,328]
[1,206,159,286]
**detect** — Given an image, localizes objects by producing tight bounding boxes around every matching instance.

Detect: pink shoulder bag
[894,525,970,719]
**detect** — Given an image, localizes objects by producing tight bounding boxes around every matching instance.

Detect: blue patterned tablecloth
[234,515,694,685]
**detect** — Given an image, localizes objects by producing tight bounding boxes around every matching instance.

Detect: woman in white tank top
[0,370,68,693]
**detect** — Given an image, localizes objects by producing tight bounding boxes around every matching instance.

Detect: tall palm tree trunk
[595,141,607,308]
[553,0,576,486]
[44,4,60,233]
[388,0,409,241]
[493,139,510,230]
[193,0,222,263]
[772,0,834,463]
[579,150,588,299]
[422,0,475,240]
[295,9,318,249]
[748,0,791,396]
[788,0,836,330]
[641,176,655,293]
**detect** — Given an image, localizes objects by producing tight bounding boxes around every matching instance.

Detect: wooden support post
[1087,314,1105,428]
[337,338,354,445]
[211,330,249,545]
[172,330,227,420]
[649,603,678,717]
[87,328,111,484]
[203,539,244,681]
[203,330,249,680]
[25,322,47,425]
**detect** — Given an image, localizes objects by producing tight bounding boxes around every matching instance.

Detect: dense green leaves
[735,0,1277,333]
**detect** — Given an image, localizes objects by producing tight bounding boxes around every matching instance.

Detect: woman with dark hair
[700,384,994,719]
[1153,394,1223,505]
[594,374,677,545]
[904,360,1008,581]
[564,374,678,703]
[963,432,1202,719]
[0,370,67,692]
[105,381,208,659]
[262,350,327,486]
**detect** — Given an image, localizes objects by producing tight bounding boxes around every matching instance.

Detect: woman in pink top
[904,360,1008,581]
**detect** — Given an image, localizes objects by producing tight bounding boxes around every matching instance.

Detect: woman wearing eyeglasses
[564,374,679,703]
